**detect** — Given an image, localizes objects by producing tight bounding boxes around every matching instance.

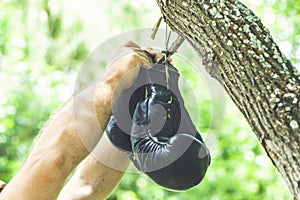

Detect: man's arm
[0,42,150,200]
[56,47,167,200]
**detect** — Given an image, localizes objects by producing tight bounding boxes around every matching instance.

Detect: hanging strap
[149,16,186,90]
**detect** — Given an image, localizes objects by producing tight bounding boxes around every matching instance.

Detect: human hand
[144,47,172,64]
[102,41,151,89]
[102,41,170,90]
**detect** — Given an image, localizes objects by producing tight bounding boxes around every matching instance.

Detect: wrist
[94,78,123,115]
[100,70,130,93]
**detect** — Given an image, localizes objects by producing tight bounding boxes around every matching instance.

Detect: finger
[137,56,152,69]
[136,51,152,65]
[144,47,154,54]
[154,53,166,63]
[143,48,155,62]
[123,41,141,49]
[140,48,172,64]
[146,50,164,63]
[167,57,173,63]
[146,49,160,57]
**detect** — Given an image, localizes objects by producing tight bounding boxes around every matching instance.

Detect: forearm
[0,41,151,200]
[57,134,130,200]
[0,79,119,200]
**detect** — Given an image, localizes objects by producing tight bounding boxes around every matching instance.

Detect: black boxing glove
[106,51,154,152]
[130,63,211,190]
[106,69,147,152]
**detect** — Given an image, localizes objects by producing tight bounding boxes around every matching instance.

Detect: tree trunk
[155,0,300,199]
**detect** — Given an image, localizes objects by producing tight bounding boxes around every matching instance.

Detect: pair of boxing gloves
[106,57,211,190]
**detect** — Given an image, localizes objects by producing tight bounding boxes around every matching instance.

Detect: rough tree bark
[156,0,300,199]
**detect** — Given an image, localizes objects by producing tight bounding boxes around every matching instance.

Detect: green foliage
[0,0,83,182]
[0,0,296,199]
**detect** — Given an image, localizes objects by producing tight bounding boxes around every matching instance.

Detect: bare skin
[0,181,5,194]
[0,41,163,200]
[57,134,130,200]
[56,47,168,200]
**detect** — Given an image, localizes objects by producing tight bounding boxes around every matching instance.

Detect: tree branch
[156,0,300,199]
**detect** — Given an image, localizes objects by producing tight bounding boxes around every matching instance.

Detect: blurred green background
[0,0,299,199]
